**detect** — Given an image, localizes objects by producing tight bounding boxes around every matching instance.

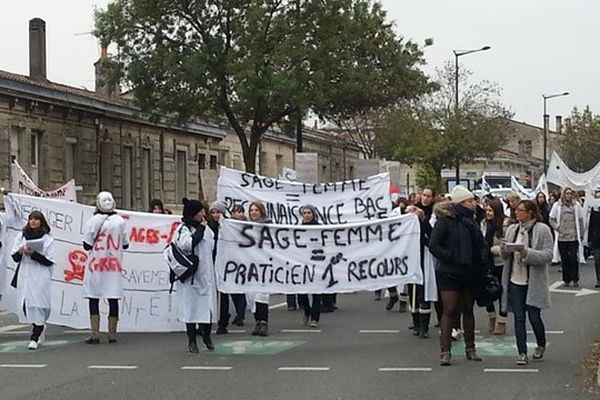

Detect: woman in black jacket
[588,191,600,288]
[429,186,487,366]
[297,205,323,327]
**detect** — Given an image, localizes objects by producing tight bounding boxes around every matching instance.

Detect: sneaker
[571,281,580,289]
[309,320,319,328]
[27,340,38,350]
[287,306,297,311]
[516,353,528,365]
[560,282,570,289]
[532,346,545,360]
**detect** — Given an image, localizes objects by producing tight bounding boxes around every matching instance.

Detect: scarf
[23,226,46,240]
[181,216,201,229]
[453,204,480,268]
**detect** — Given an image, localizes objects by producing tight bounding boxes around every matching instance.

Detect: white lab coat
[174,223,217,323]
[549,201,585,263]
[83,213,129,299]
[11,233,55,325]
[0,216,7,297]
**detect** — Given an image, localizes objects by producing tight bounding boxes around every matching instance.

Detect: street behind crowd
[0,263,599,400]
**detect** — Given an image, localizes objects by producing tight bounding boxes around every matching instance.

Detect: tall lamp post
[543,92,570,171]
[453,46,491,186]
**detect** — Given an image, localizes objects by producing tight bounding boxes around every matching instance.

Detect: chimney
[94,44,120,99]
[555,115,562,134]
[29,18,47,81]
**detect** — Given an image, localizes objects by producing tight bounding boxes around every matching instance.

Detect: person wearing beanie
[208,201,247,334]
[173,198,217,353]
[429,185,488,366]
[82,191,129,344]
[296,205,323,328]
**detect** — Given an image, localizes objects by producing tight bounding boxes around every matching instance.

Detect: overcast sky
[1,1,597,130]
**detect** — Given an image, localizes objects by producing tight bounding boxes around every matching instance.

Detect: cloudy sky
[1,1,597,130]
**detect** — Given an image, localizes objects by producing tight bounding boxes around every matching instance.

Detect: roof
[0,69,227,139]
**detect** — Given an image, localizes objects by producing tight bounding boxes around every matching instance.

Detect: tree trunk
[433,165,444,194]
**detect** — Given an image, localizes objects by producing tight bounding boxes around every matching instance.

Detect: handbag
[475,269,502,307]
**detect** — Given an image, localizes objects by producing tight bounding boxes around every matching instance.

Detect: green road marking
[0,339,79,354]
[213,340,305,355]
[452,335,548,357]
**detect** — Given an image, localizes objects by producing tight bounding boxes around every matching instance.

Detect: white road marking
[269,302,288,310]
[0,331,30,335]
[378,367,432,372]
[0,310,11,316]
[63,330,89,334]
[359,330,400,334]
[0,325,27,333]
[484,368,539,373]
[278,367,330,371]
[528,330,563,335]
[0,364,47,368]
[88,365,138,370]
[549,281,599,297]
[280,329,322,333]
[180,366,232,370]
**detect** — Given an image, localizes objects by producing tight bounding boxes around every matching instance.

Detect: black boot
[419,313,430,339]
[411,313,420,336]
[200,323,215,351]
[385,295,399,311]
[216,314,229,334]
[186,323,198,353]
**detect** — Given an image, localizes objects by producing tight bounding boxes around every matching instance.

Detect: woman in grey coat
[501,200,553,365]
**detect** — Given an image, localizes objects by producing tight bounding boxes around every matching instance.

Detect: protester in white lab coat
[549,187,585,288]
[174,198,217,353]
[82,191,129,344]
[0,215,6,302]
[10,211,55,350]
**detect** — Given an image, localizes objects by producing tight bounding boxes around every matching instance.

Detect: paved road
[1,263,599,400]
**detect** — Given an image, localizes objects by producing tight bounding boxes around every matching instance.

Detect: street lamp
[542,91,570,171]
[453,46,491,186]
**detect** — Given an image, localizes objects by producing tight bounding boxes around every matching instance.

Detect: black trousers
[89,298,119,317]
[254,302,269,322]
[558,241,579,283]
[298,294,322,322]
[218,292,247,327]
[31,324,44,342]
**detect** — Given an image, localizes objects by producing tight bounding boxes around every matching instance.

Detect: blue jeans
[508,282,546,354]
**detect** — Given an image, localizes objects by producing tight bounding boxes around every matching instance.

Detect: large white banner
[215,214,423,293]
[13,160,77,202]
[2,194,181,332]
[511,174,549,200]
[217,166,391,224]
[547,151,600,191]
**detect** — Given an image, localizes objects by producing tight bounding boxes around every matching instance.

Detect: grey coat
[500,222,553,312]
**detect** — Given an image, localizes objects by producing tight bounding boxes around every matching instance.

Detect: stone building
[0,18,364,211]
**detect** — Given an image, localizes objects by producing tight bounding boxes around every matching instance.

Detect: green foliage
[415,165,442,193]
[559,106,600,172]
[95,0,432,172]
[376,62,513,186]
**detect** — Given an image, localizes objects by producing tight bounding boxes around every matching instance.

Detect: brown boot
[85,315,100,344]
[440,351,451,366]
[465,347,482,361]
[108,316,118,343]
[258,321,269,337]
[251,322,261,336]
[487,312,496,333]
[494,316,507,335]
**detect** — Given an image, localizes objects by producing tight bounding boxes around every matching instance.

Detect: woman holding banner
[208,201,247,334]
[10,211,55,350]
[248,201,272,336]
[82,191,129,344]
[297,204,322,328]
[429,186,487,366]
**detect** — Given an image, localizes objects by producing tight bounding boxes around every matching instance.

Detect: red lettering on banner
[64,250,87,282]
[167,221,180,242]
[146,229,159,244]
[130,227,145,242]
[90,256,122,272]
